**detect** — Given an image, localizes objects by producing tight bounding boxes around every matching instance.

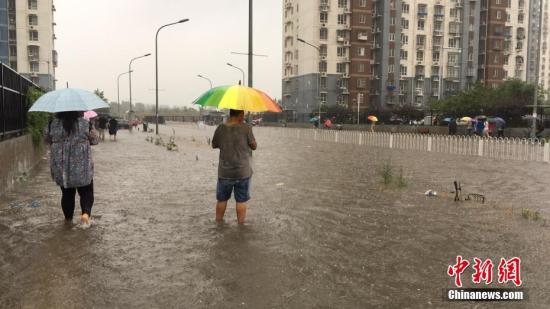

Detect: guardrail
[254,127,550,163]
[0,63,40,140]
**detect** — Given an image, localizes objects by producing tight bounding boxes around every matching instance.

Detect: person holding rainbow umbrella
[194,85,281,225]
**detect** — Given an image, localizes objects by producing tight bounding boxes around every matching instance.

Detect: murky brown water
[1,123,549,308]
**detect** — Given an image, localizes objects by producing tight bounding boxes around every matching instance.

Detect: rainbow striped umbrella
[194,85,282,113]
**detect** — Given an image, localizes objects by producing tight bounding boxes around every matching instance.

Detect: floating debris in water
[8,200,41,209]
[9,202,25,209]
[424,190,437,197]
[276,183,285,187]
[28,200,41,208]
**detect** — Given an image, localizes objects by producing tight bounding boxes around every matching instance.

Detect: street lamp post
[197,74,213,121]
[155,19,190,135]
[129,53,151,122]
[197,74,213,89]
[117,70,132,116]
[297,38,321,128]
[227,63,246,85]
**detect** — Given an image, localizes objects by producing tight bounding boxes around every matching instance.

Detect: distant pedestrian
[212,109,257,225]
[483,121,490,137]
[467,120,474,135]
[98,116,108,141]
[496,121,505,138]
[475,120,485,136]
[44,111,98,225]
[448,119,458,135]
[108,117,118,141]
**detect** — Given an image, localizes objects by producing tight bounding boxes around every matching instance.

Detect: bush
[25,87,49,146]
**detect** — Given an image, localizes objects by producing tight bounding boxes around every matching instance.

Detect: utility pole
[248,0,253,88]
[532,0,544,138]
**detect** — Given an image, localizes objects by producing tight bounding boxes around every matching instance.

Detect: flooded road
[1,123,549,308]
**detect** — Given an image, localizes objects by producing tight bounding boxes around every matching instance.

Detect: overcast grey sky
[55,0,282,108]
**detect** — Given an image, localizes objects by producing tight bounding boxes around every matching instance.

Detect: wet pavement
[1,123,549,308]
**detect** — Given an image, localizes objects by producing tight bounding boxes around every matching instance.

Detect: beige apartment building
[283,0,549,117]
[8,0,57,90]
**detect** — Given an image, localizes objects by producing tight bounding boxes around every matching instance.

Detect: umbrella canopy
[460,116,472,122]
[368,115,378,122]
[83,111,98,119]
[488,117,506,125]
[443,117,454,122]
[194,85,282,113]
[28,88,109,113]
[309,116,319,123]
[476,115,487,120]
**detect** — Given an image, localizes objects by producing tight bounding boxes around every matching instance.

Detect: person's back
[98,117,108,129]
[212,109,257,225]
[476,121,484,135]
[213,123,254,179]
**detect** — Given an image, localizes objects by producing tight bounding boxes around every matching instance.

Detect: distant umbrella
[443,117,453,123]
[368,115,378,122]
[476,115,488,120]
[460,116,472,122]
[488,117,506,125]
[83,111,98,119]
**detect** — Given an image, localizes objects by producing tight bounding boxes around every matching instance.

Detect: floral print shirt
[44,118,99,188]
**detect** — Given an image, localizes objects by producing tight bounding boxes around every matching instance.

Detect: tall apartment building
[282,0,373,121]
[283,0,549,116]
[6,0,57,90]
[526,0,550,98]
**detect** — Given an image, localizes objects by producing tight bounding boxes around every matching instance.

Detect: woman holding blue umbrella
[30,88,107,226]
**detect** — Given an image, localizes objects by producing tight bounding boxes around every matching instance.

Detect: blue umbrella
[443,117,453,123]
[28,88,109,113]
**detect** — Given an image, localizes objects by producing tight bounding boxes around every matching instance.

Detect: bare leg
[236,203,247,225]
[216,201,228,223]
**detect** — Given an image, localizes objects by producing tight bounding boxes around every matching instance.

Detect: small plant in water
[396,168,407,189]
[378,162,394,185]
[521,208,544,223]
[155,137,165,146]
[166,136,178,151]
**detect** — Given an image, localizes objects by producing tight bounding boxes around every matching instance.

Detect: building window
[29,30,38,41]
[320,93,327,104]
[357,79,367,89]
[337,14,347,25]
[357,47,365,57]
[30,61,39,72]
[28,0,37,10]
[400,50,408,60]
[337,63,346,73]
[320,28,328,40]
[357,63,365,73]
[28,14,38,26]
[337,47,346,57]
[338,0,348,8]
[359,15,367,24]
[319,61,327,73]
[360,0,367,7]
[320,12,328,23]
[400,65,408,76]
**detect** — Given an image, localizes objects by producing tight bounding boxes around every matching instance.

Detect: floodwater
[1,123,549,308]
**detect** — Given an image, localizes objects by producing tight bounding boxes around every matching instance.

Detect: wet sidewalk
[0,123,549,308]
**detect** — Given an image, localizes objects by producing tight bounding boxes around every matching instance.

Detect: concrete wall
[0,135,44,196]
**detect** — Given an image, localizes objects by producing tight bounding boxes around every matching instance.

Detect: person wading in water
[212,109,257,225]
[44,111,99,226]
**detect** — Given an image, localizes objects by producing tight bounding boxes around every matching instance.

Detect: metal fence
[254,127,550,164]
[0,63,39,140]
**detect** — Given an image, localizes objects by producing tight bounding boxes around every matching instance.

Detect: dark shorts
[216,178,251,203]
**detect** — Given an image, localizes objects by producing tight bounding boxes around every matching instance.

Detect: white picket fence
[254,127,550,163]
